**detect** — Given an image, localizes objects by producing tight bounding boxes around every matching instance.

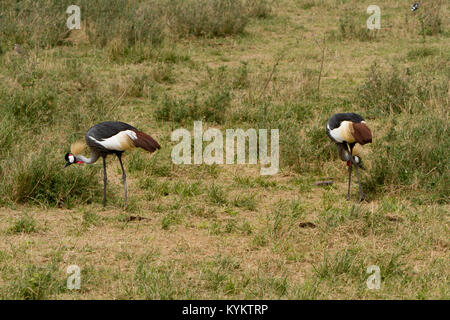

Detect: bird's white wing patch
[329,121,354,143]
[89,130,137,151]
[329,127,345,143]
[126,130,137,140]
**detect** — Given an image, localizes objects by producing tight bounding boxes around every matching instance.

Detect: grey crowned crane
[64,121,160,208]
[326,113,372,201]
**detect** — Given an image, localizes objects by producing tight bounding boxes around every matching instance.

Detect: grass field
[0,0,448,299]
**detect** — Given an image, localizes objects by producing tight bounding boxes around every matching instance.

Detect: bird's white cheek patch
[69,155,75,163]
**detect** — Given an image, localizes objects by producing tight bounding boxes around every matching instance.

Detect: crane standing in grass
[326,113,372,201]
[64,121,160,209]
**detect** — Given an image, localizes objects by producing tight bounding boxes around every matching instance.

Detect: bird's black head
[64,153,76,168]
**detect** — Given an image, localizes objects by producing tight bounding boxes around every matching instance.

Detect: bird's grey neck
[337,144,350,161]
[76,152,99,164]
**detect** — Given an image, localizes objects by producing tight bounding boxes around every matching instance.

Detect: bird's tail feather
[133,131,161,153]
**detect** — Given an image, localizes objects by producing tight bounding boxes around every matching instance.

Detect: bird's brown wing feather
[352,122,372,145]
[132,131,161,153]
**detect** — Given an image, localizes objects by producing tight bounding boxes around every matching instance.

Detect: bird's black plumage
[86,121,137,140]
[326,113,365,131]
[85,121,138,155]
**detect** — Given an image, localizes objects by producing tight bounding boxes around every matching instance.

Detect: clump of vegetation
[299,1,316,10]
[82,210,103,229]
[127,152,148,173]
[232,193,257,211]
[366,116,449,202]
[4,264,65,300]
[245,0,273,18]
[125,73,153,98]
[0,115,16,157]
[134,259,184,299]
[208,184,228,205]
[313,249,363,281]
[8,214,38,234]
[155,88,231,124]
[0,0,69,49]
[407,47,437,60]
[155,93,198,124]
[338,13,378,41]
[356,62,411,115]
[167,0,249,37]
[0,86,58,129]
[1,148,102,207]
[415,1,444,36]
[1,0,267,52]
[357,58,448,116]
[0,0,165,49]
[85,0,165,47]
[173,181,204,198]
[161,212,183,230]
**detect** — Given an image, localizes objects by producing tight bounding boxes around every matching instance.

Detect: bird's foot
[346,194,351,201]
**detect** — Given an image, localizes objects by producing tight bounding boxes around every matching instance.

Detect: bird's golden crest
[71,141,86,155]
[352,144,362,156]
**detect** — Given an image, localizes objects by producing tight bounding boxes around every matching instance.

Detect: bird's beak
[64,162,72,168]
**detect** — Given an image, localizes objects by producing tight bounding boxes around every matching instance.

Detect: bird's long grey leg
[102,156,107,207]
[348,143,357,165]
[346,162,352,201]
[354,163,366,202]
[118,154,127,209]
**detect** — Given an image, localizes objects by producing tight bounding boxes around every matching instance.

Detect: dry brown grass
[0,0,448,299]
